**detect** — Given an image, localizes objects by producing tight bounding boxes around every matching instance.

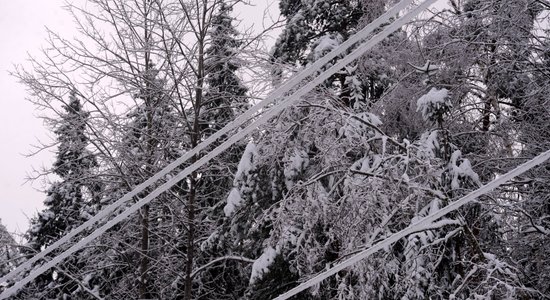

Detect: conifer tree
[272,0,410,108]
[272,0,367,107]
[191,2,253,298]
[202,1,248,134]
[27,91,96,248]
[23,91,97,298]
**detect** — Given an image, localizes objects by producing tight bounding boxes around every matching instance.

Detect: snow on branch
[250,246,278,285]
[272,148,550,300]
[190,255,255,279]
[416,87,451,121]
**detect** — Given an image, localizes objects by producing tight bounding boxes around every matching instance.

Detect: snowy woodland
[1,0,550,299]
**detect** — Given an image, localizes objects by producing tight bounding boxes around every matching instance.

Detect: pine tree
[202,1,248,134]
[23,91,97,298]
[28,91,97,250]
[189,2,253,298]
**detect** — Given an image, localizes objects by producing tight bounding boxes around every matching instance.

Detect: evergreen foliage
[191,2,252,298]
[203,2,249,133]
[28,92,97,251]
[22,91,98,298]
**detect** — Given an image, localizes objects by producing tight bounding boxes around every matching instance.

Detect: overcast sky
[0,0,77,237]
[0,0,280,237]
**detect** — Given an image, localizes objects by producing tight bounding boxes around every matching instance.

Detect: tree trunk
[184,175,196,300]
[139,204,150,298]
[184,28,205,300]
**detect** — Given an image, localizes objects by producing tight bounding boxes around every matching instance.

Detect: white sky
[0,0,77,237]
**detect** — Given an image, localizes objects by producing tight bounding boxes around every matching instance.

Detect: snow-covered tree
[272,0,364,65]
[411,1,550,297]
[89,62,185,299]
[224,1,550,298]
[21,91,98,298]
[271,0,369,107]
[507,19,550,295]
[27,91,97,251]
[202,1,248,133]
[175,2,256,299]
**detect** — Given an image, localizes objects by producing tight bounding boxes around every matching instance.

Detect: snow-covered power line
[272,149,550,300]
[0,0,435,297]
